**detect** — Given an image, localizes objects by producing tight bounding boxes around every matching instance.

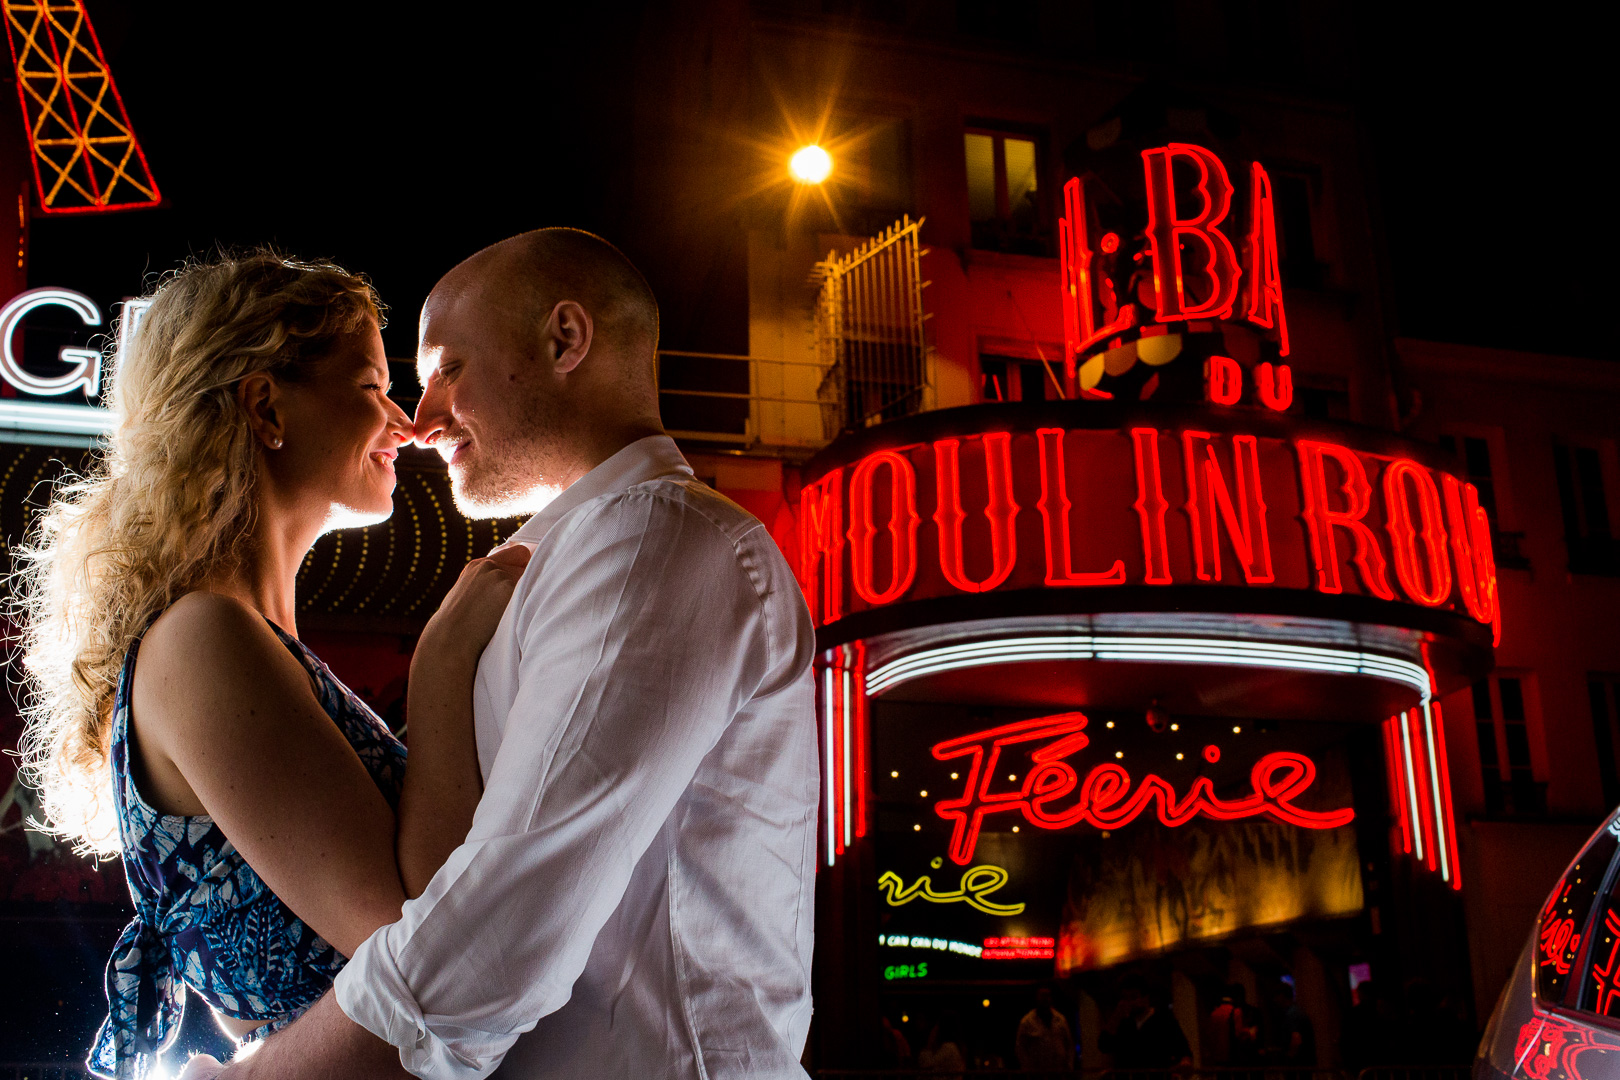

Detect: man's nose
[413,388,447,450]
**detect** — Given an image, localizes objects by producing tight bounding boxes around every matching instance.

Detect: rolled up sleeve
[335,490,776,1078]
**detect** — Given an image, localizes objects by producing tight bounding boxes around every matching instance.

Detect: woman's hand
[418,544,532,666]
[397,543,531,898]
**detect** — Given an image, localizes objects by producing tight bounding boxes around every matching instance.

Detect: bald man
[205,230,818,1079]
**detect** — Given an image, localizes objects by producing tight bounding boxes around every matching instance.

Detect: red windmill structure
[2,0,159,215]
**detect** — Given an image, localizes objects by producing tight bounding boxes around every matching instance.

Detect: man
[198,228,819,1078]
[1014,986,1074,1072]
[1206,983,1258,1066]
[1098,976,1192,1070]
[1268,982,1316,1065]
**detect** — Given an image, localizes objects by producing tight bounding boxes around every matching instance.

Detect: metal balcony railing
[813,215,932,438]
[655,350,829,453]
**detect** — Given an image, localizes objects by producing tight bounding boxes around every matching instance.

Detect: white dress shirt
[335,435,819,1079]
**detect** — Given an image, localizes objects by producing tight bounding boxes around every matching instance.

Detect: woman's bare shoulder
[135,592,305,727]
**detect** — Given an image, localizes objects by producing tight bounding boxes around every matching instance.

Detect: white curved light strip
[0,399,114,436]
[864,633,1431,703]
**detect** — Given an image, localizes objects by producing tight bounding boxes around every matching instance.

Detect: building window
[965,127,1046,255]
[1592,676,1620,809]
[1553,441,1620,576]
[1473,674,1546,816]
[1439,432,1528,569]
[980,355,1052,403]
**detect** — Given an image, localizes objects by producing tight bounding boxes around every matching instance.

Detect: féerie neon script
[932,711,1354,864]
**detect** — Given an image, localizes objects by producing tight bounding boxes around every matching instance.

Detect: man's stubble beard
[448,392,569,520]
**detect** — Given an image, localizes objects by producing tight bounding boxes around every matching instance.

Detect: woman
[12,251,520,1078]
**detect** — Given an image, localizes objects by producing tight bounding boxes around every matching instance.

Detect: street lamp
[789,144,832,184]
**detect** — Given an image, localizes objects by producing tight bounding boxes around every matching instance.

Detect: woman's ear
[237,373,285,450]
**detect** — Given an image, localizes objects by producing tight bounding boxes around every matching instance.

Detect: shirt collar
[507,434,693,548]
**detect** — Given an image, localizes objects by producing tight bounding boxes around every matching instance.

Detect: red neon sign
[1036,427,1126,587]
[1130,428,1172,585]
[1296,439,1395,600]
[1058,176,1133,365]
[1181,430,1274,584]
[930,711,1354,865]
[847,450,919,606]
[799,468,843,625]
[1244,162,1289,356]
[1056,143,1291,397]
[934,434,1019,593]
[1256,361,1293,411]
[1141,143,1241,322]
[1206,355,1243,405]
[1383,459,1453,607]
[984,936,1055,960]
[1442,473,1500,639]
[800,423,1503,636]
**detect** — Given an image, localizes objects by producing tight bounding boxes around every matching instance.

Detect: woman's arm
[395,546,530,897]
[134,593,408,957]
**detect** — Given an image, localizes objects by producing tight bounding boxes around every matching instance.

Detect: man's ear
[237,373,286,450]
[543,300,593,375]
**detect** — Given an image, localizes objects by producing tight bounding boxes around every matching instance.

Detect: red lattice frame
[3,0,159,214]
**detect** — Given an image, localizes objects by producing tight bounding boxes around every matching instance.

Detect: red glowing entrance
[930,711,1355,865]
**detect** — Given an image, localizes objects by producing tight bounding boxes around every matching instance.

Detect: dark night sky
[20,2,1608,363]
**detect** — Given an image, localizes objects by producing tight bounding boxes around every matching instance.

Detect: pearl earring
[270,436,284,449]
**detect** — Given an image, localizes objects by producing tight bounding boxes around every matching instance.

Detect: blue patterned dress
[88,619,407,1080]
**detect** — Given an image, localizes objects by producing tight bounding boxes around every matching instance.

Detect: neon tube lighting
[1398,710,1426,864]
[842,666,854,849]
[824,664,836,867]
[1421,702,1451,882]
[865,633,1431,703]
[0,400,115,436]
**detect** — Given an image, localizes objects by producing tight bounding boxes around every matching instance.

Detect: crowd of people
[870,972,1477,1072]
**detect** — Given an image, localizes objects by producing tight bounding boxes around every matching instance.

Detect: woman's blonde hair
[9,250,383,856]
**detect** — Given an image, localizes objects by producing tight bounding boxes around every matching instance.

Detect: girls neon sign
[930,711,1353,865]
[799,420,1500,643]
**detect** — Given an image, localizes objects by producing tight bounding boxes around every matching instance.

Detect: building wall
[1401,338,1620,1021]
[718,4,1620,1050]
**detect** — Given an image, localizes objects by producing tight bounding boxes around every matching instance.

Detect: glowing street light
[790,144,832,184]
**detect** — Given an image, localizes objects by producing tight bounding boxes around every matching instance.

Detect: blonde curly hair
[10,250,383,856]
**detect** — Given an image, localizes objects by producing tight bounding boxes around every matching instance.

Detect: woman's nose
[386,398,414,445]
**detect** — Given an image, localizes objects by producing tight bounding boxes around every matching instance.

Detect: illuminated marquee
[929,711,1353,865]
[799,414,1500,643]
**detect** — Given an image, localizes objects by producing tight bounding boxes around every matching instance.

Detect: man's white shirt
[335,435,819,1079]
